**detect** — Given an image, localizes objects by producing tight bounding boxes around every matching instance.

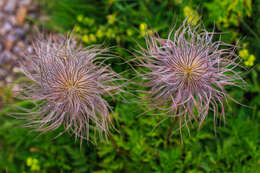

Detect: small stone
[15,28,26,37]
[5,35,17,50]
[19,0,32,6]
[13,67,21,73]
[13,41,26,54]
[4,0,16,13]
[27,46,33,53]
[17,41,26,48]
[0,0,5,8]
[9,15,17,25]
[0,21,12,35]
[16,6,28,25]
[0,50,15,64]
[23,23,30,30]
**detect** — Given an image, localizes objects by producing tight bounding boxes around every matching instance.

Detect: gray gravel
[0,0,38,89]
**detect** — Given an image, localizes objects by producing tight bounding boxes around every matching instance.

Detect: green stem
[166,116,178,147]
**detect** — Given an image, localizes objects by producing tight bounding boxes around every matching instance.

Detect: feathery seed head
[19,34,122,141]
[138,19,244,130]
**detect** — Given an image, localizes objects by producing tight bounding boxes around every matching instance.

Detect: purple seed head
[137,19,244,130]
[19,34,122,141]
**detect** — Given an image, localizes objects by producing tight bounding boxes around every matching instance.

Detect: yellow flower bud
[77,15,84,22]
[82,35,89,43]
[239,49,249,59]
[89,34,96,42]
[26,157,33,166]
[140,23,147,31]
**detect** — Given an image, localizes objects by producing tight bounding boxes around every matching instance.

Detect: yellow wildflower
[83,17,95,26]
[239,49,249,59]
[74,25,81,33]
[126,29,134,36]
[82,35,89,43]
[89,34,97,42]
[107,13,117,24]
[140,23,148,37]
[106,28,115,38]
[140,23,147,31]
[26,157,33,166]
[97,29,104,38]
[77,15,84,22]
[244,54,255,67]
[183,6,200,25]
[26,157,40,171]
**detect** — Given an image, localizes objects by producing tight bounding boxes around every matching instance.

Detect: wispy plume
[19,34,123,142]
[137,18,244,133]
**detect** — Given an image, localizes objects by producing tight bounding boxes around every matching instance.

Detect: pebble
[6,34,17,50]
[0,0,37,88]
[13,41,26,54]
[0,68,8,77]
[9,15,17,25]
[4,0,16,13]
[0,0,5,8]
[15,28,26,37]
[0,51,15,64]
[13,66,21,73]
[19,0,31,6]
[0,21,12,35]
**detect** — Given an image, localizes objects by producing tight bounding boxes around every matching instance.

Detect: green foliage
[1,0,260,172]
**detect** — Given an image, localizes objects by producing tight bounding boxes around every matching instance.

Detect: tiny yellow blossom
[82,35,89,43]
[26,157,33,166]
[140,23,148,37]
[89,34,97,42]
[26,157,40,171]
[140,23,147,31]
[245,54,255,67]
[31,164,40,171]
[77,15,84,22]
[126,29,134,36]
[239,49,249,59]
[97,29,104,38]
[106,28,115,38]
[107,13,117,24]
[183,6,200,25]
[74,25,81,33]
[83,17,95,26]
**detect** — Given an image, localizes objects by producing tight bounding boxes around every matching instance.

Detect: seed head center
[184,67,194,78]
[63,81,80,93]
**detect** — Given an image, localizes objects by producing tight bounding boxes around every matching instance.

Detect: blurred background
[0,0,259,172]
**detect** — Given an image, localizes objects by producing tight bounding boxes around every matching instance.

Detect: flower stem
[166,108,179,147]
[109,133,128,156]
[166,117,178,147]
